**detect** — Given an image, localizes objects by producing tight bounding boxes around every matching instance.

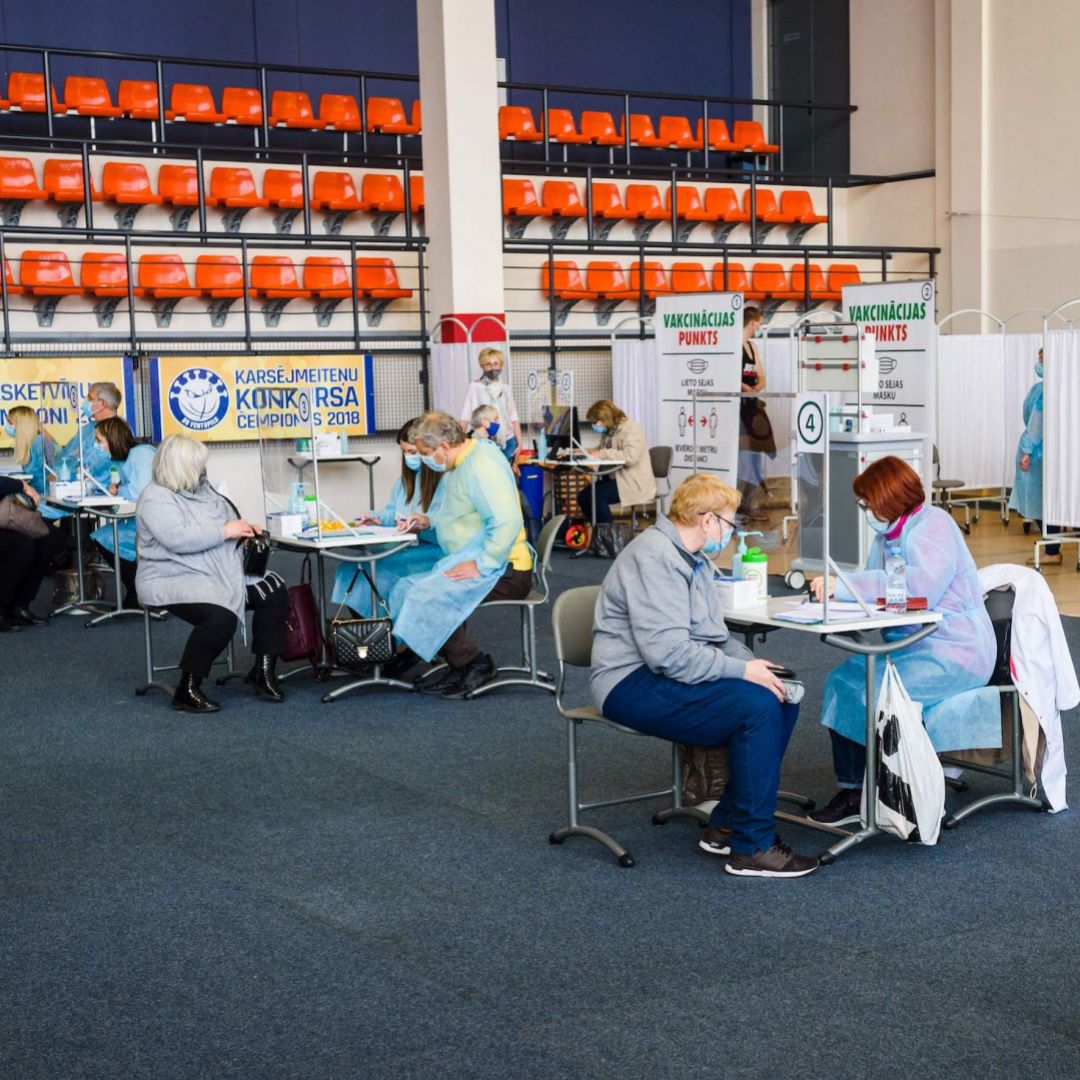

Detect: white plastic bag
[859,660,945,845]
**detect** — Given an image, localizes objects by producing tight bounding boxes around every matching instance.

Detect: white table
[45,495,141,626]
[540,456,626,556]
[725,595,942,863]
[273,529,417,700]
[287,453,382,510]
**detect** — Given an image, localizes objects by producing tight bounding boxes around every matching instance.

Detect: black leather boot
[171,672,221,713]
[247,654,284,702]
[11,605,46,626]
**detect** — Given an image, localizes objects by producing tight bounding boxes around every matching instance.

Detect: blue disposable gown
[1007,380,1043,522]
[24,432,67,521]
[330,475,445,617]
[390,439,531,661]
[821,504,1001,752]
[90,443,156,560]
[57,422,113,487]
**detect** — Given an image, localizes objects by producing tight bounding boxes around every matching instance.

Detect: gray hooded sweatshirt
[135,480,245,626]
[590,515,753,711]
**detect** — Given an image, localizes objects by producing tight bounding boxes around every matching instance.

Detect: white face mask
[864,510,891,534]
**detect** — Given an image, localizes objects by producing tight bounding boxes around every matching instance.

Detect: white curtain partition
[611,337,659,447]
[1043,328,1080,529]
[936,332,1039,489]
[430,341,476,418]
[759,335,796,478]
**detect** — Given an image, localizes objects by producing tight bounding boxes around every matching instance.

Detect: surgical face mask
[865,510,891,534]
[486,421,500,439]
[480,368,501,383]
[2,423,14,438]
[420,450,447,473]
[702,515,733,555]
[404,453,422,472]
[591,423,608,435]
[81,400,95,419]
[1035,361,1044,378]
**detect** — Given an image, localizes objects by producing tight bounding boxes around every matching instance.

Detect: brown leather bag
[681,745,729,805]
[0,494,49,539]
[282,556,324,674]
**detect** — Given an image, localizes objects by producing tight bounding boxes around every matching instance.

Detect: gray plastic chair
[468,513,566,698]
[547,585,706,867]
[940,586,1046,827]
[628,444,673,530]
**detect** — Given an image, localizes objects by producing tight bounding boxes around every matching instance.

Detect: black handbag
[327,563,395,671]
[216,487,272,576]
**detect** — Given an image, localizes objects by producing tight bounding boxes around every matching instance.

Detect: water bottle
[288,481,306,516]
[885,551,907,615]
[109,466,120,489]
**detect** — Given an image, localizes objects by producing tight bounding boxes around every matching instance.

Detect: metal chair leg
[135,607,175,698]
[469,606,556,697]
[653,742,709,826]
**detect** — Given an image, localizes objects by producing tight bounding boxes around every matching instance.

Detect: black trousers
[576,475,620,524]
[92,540,138,605]
[0,525,68,608]
[167,576,288,679]
[441,566,532,668]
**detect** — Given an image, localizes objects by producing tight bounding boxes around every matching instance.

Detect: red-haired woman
[808,456,997,823]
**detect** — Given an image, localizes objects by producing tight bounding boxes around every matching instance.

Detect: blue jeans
[830,730,866,789]
[601,665,799,855]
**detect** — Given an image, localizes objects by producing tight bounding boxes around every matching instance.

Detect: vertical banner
[655,293,743,478]
[0,357,132,448]
[150,355,376,442]
[843,279,936,484]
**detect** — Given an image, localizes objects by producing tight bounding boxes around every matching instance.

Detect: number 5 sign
[795,392,827,454]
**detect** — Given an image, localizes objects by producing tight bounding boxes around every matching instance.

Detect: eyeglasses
[701,511,738,529]
[856,499,870,512]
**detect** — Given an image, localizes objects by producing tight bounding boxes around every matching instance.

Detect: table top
[726,595,942,635]
[538,456,625,469]
[45,496,136,516]
[288,453,382,466]
[273,531,418,551]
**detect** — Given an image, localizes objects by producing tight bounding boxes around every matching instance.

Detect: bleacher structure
[0,43,938,429]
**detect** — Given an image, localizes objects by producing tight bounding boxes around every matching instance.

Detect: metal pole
[240,237,252,350]
[623,92,631,165]
[416,239,430,410]
[259,66,271,152]
[43,49,54,139]
[349,237,361,353]
[156,60,167,145]
[669,167,677,254]
[749,169,757,249]
[822,402,830,624]
[585,164,594,247]
[359,76,368,156]
[124,233,136,355]
[547,241,557,371]
[542,86,550,167]
[863,651,877,829]
[702,97,710,170]
[0,231,9,353]
[81,141,94,233]
[196,147,207,234]
[778,105,784,174]
[637,244,645,318]
[692,387,699,475]
[301,151,312,236]
[826,176,833,252]
[403,158,412,238]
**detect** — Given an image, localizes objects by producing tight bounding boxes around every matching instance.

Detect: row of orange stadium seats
[0,72,421,133]
[499,106,778,153]
[540,260,861,300]
[8,251,412,299]
[0,157,423,212]
[504,178,825,223]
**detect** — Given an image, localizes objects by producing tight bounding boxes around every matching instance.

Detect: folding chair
[547,585,706,867]
[135,605,240,699]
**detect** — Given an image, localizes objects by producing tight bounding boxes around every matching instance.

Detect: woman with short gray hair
[135,434,288,713]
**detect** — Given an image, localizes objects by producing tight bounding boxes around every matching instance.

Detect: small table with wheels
[537,455,625,555]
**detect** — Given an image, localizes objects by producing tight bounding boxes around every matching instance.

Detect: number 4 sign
[795,392,827,454]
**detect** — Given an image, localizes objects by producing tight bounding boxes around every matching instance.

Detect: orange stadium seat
[361,173,407,212]
[367,97,421,135]
[751,262,790,299]
[503,178,551,216]
[545,109,590,145]
[118,80,161,120]
[819,264,863,302]
[658,116,702,150]
[732,119,779,153]
[542,181,586,218]
[7,72,66,113]
[623,184,668,220]
[355,257,411,298]
[304,256,352,298]
[0,157,47,202]
[101,162,161,204]
[269,91,326,129]
[221,87,263,126]
[665,185,714,221]
[249,256,310,299]
[195,254,244,298]
[20,251,82,295]
[704,187,750,222]
[208,167,268,207]
[409,174,424,213]
[711,261,756,297]
[319,94,361,131]
[541,259,593,299]
[580,111,621,146]
[157,164,199,205]
[778,262,830,303]
[499,105,543,142]
[81,252,138,297]
[168,84,226,123]
[627,261,671,299]
[4,259,24,296]
[43,159,101,203]
[696,118,737,151]
[139,254,201,298]
[669,262,710,293]
[584,261,629,299]
[743,189,794,223]
[619,114,666,148]
[590,183,637,219]
[312,171,369,211]
[263,169,304,209]
[61,77,122,118]
[781,190,828,224]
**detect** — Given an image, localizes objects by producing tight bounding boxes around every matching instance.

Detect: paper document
[299,523,407,541]
[773,599,872,625]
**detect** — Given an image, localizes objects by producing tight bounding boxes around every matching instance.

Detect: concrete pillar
[416,0,506,345]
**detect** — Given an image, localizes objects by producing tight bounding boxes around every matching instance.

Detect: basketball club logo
[168,368,230,431]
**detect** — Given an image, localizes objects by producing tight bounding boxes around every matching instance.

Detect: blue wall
[0,0,750,107]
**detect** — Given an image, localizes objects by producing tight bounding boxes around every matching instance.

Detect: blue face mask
[81,400,94,419]
[1035,361,1044,379]
[420,453,446,473]
[591,423,607,435]
[2,423,13,438]
[702,520,732,555]
[404,453,422,472]
[865,511,891,534]
[486,421,500,438]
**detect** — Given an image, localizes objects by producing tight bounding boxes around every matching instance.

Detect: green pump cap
[743,546,767,563]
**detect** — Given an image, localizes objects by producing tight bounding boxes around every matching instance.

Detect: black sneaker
[725,842,820,878]
[698,827,732,856]
[809,788,863,825]
[415,664,462,696]
[441,654,497,699]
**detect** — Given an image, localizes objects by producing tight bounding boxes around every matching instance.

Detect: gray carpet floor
[3,549,1080,1079]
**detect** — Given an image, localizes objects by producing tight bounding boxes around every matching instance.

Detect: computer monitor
[543,405,580,456]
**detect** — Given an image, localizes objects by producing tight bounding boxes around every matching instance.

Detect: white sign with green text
[655,292,744,478]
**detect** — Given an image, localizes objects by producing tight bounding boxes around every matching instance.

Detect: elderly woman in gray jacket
[591,473,817,879]
[135,434,288,713]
